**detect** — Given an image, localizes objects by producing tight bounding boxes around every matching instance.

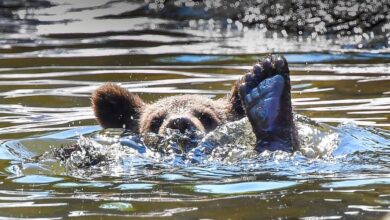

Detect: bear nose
[166,116,197,133]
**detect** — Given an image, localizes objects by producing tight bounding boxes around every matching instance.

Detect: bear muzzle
[161,115,205,134]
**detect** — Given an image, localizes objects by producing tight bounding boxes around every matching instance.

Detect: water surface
[0,0,389,219]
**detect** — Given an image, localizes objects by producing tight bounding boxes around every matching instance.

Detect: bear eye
[197,112,218,132]
[150,116,165,133]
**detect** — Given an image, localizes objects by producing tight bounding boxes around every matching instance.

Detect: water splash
[17,115,384,180]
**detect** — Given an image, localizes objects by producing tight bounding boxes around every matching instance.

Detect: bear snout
[163,116,205,134]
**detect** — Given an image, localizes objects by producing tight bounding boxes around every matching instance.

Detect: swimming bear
[92,55,297,152]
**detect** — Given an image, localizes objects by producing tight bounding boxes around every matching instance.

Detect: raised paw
[239,55,296,152]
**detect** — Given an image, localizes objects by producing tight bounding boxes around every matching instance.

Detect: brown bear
[92,55,297,152]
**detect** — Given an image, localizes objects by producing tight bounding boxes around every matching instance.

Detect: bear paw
[239,55,294,152]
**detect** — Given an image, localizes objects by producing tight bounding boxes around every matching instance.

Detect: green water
[0,0,389,219]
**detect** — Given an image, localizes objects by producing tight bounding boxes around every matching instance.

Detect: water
[0,0,390,219]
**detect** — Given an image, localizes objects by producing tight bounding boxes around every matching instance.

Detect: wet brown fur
[91,82,245,135]
[90,62,299,152]
[91,83,144,133]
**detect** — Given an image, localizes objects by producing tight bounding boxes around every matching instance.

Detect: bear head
[91,83,244,135]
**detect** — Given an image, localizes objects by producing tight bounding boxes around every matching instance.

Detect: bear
[92,55,297,152]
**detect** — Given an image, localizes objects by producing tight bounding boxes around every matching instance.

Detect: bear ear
[91,83,144,133]
[225,78,246,120]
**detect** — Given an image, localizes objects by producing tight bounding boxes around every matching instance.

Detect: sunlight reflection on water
[0,0,389,219]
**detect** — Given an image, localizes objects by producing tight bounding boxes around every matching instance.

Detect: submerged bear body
[92,55,297,152]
